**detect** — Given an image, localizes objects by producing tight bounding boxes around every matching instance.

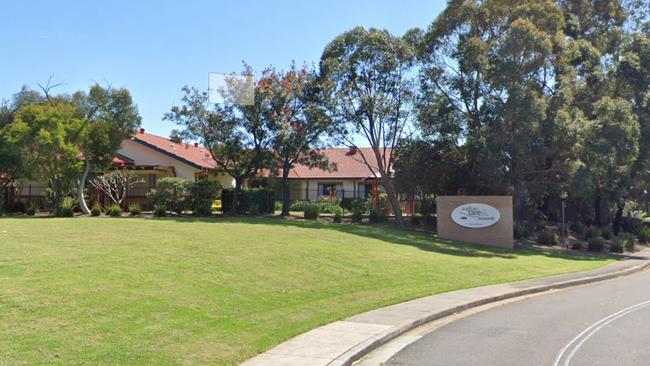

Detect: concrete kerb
[241,252,650,366]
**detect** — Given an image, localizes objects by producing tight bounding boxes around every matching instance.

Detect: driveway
[387,268,650,366]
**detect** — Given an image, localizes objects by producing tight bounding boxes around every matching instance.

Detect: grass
[0,217,613,365]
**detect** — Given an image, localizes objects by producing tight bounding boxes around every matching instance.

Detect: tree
[90,170,144,206]
[72,85,141,214]
[165,66,271,215]
[6,102,88,215]
[259,63,336,216]
[321,27,416,222]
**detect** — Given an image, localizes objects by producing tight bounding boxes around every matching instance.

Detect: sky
[0,0,446,139]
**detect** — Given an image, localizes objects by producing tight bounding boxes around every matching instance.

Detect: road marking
[553,300,650,366]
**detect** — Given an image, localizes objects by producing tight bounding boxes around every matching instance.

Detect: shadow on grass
[136,215,613,262]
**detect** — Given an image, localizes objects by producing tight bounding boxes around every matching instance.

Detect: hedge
[221,188,275,214]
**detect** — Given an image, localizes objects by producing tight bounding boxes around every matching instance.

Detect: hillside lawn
[0,217,613,365]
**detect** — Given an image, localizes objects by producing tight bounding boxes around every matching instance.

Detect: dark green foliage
[351,210,363,223]
[153,205,167,217]
[410,214,422,226]
[537,229,559,246]
[221,188,275,215]
[107,204,122,217]
[26,201,38,216]
[609,240,624,253]
[587,237,605,252]
[249,203,261,216]
[584,227,600,240]
[571,242,584,251]
[601,227,613,240]
[340,198,355,211]
[274,200,283,212]
[621,217,643,236]
[333,212,342,223]
[9,201,26,213]
[59,197,75,218]
[514,222,531,239]
[90,203,102,217]
[571,222,586,236]
[369,208,388,223]
[303,204,321,220]
[146,177,188,215]
[187,179,222,216]
[128,203,141,216]
[617,233,637,252]
[638,226,650,244]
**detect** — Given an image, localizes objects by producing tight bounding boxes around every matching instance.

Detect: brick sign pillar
[436,196,513,249]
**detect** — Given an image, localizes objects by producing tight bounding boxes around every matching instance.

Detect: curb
[334,259,650,366]
[241,253,650,366]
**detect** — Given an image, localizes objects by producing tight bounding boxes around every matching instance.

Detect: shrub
[340,198,355,211]
[587,237,605,252]
[369,208,388,223]
[289,200,311,212]
[584,226,600,240]
[571,242,584,251]
[58,197,75,217]
[514,222,529,239]
[26,201,39,216]
[570,221,586,236]
[304,204,321,220]
[532,219,547,232]
[410,214,422,226]
[157,177,188,214]
[425,214,437,228]
[351,210,363,223]
[9,200,27,213]
[618,233,636,252]
[90,203,102,216]
[187,179,222,216]
[333,212,342,223]
[107,203,122,217]
[537,229,558,246]
[609,240,624,253]
[221,188,274,214]
[601,226,613,240]
[637,226,650,244]
[128,203,141,216]
[274,200,283,212]
[621,217,643,236]
[153,204,167,217]
[250,203,261,216]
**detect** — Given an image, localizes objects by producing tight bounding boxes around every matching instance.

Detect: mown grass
[0,216,613,365]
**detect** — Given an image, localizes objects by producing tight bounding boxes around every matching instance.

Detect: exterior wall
[289,179,374,201]
[209,171,236,188]
[117,139,201,181]
[436,196,514,249]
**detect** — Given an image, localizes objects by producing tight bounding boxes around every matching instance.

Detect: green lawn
[0,217,612,365]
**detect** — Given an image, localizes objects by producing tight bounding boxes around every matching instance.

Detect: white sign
[451,203,501,229]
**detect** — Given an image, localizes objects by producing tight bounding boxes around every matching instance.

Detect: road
[386,268,650,366]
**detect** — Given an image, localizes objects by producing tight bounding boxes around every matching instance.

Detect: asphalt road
[387,268,650,366]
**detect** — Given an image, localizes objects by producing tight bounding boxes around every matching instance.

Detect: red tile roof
[131,131,390,179]
[132,131,217,169]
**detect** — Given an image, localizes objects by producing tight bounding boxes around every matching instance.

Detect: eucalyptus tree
[321,26,417,222]
[72,85,141,214]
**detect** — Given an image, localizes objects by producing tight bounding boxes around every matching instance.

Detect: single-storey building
[5,129,395,208]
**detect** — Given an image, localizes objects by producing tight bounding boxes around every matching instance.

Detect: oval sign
[451,203,501,229]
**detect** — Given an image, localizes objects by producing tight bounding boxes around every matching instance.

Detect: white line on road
[553,299,650,366]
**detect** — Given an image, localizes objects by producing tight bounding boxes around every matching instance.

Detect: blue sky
[0,0,445,138]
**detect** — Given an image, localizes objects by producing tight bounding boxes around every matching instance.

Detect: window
[318,183,343,198]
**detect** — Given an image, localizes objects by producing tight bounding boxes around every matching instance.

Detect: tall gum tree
[320,27,417,222]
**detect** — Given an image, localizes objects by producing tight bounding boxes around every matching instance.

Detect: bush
[587,237,605,252]
[637,226,650,244]
[621,217,643,236]
[107,203,122,217]
[601,226,613,240]
[26,201,39,216]
[221,188,274,214]
[584,226,600,240]
[537,229,558,246]
[340,198,355,211]
[570,221,586,236]
[609,240,624,253]
[514,222,530,239]
[274,200,283,212]
[9,200,27,213]
[571,242,584,251]
[128,203,141,216]
[153,204,167,217]
[532,219,547,232]
[618,233,637,252]
[425,214,437,228]
[410,214,422,226]
[304,204,321,220]
[90,203,102,216]
[351,210,363,223]
[187,179,222,216]
[369,208,388,223]
[146,177,188,215]
[333,212,342,223]
[289,200,311,212]
[59,197,75,217]
[250,203,261,216]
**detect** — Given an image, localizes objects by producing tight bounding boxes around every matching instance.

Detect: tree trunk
[281,169,290,217]
[77,160,91,214]
[231,178,241,215]
[594,194,602,227]
[381,174,403,224]
[613,201,625,236]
